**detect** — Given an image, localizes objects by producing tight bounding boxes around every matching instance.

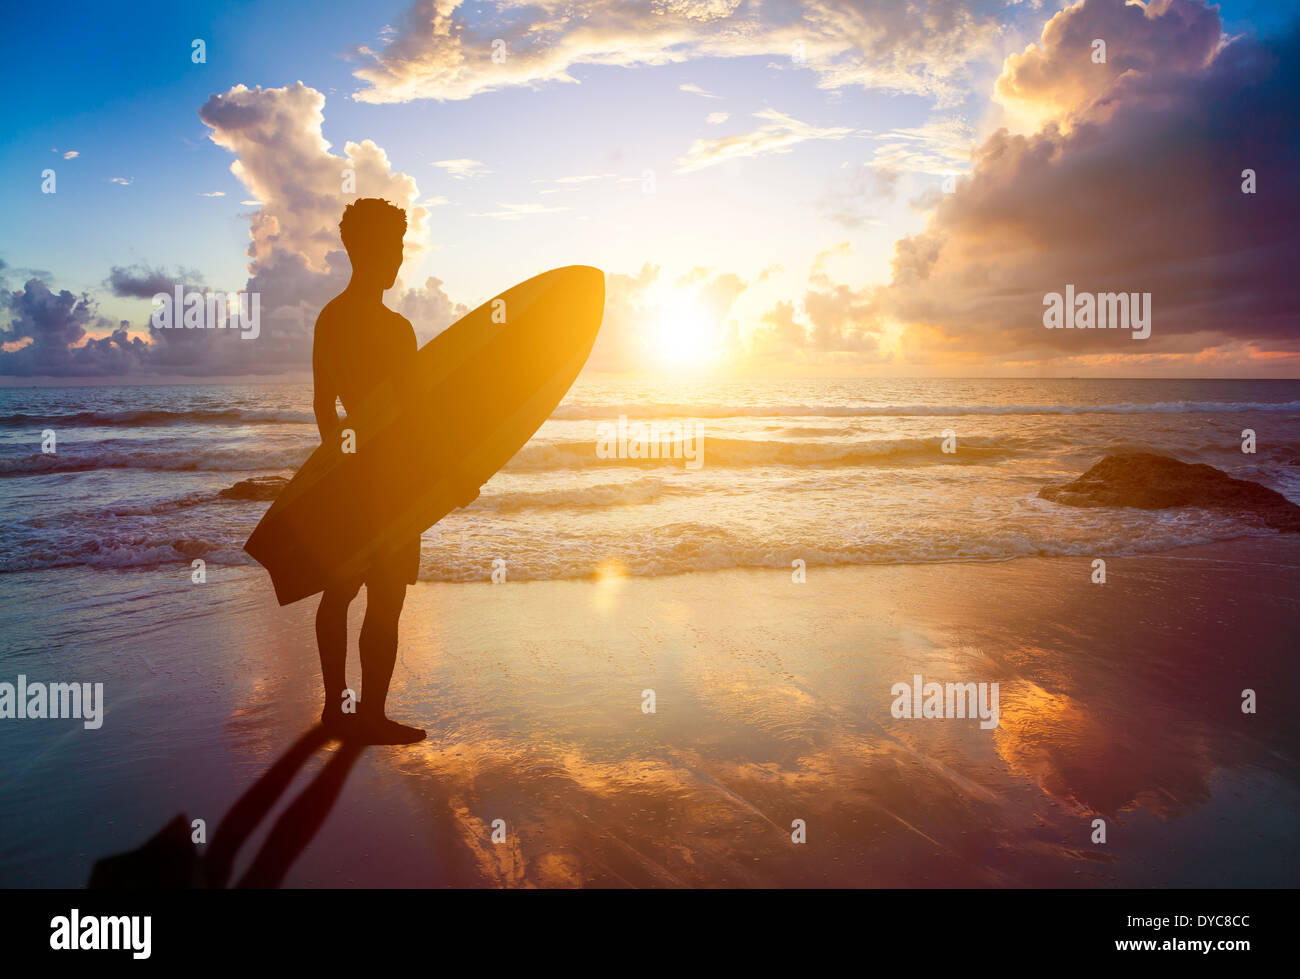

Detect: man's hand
[452,471,481,509]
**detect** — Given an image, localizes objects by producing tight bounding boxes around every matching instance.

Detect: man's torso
[314,294,417,416]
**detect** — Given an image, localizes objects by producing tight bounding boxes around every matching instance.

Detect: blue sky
[2,0,1298,379]
[0,1,1006,312]
[3,2,392,293]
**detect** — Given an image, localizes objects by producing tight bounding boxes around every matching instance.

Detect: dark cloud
[875,0,1300,366]
[105,264,205,299]
[0,278,151,376]
[995,0,1220,121]
[0,259,460,378]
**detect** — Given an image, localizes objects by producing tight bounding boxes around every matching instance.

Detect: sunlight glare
[647,295,721,368]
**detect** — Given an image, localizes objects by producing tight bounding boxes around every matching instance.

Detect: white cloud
[680,82,721,99]
[552,173,615,184]
[868,115,974,176]
[530,173,618,195]
[351,0,1003,106]
[190,82,462,373]
[199,82,430,275]
[431,158,492,179]
[467,202,570,221]
[675,108,854,174]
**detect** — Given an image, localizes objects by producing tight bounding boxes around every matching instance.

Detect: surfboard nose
[566,265,604,293]
[560,265,605,319]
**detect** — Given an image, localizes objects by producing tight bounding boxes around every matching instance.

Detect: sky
[1,0,1297,381]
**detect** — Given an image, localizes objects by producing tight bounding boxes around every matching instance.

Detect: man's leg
[356,575,425,744]
[316,582,358,725]
[358,577,403,716]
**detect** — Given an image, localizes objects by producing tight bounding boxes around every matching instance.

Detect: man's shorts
[383,534,421,587]
[337,534,420,596]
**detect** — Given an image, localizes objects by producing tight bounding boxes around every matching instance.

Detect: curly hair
[338,198,407,259]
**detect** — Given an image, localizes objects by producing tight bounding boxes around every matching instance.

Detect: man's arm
[312,312,341,442]
[452,477,480,508]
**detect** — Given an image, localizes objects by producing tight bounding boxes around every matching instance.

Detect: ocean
[2,377,1298,582]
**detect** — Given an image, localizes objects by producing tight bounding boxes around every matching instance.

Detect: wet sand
[1,537,1297,887]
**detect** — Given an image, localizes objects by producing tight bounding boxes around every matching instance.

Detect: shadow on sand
[88,726,365,888]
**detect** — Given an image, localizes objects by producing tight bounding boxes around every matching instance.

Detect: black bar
[1,888,1281,965]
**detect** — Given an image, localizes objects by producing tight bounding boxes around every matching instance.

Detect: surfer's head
[339,198,407,290]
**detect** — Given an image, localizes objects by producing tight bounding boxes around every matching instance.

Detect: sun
[647,294,721,368]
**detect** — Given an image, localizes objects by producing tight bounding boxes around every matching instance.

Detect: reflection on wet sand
[357,540,1299,887]
[47,539,1300,888]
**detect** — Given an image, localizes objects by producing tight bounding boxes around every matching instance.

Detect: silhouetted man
[312,198,475,745]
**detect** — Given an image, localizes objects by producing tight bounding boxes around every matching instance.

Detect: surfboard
[244,265,605,605]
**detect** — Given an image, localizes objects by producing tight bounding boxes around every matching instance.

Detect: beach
[4,0,1300,923]
[2,536,1296,888]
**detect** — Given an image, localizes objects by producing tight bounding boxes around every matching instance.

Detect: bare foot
[320,705,355,733]
[350,715,426,745]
